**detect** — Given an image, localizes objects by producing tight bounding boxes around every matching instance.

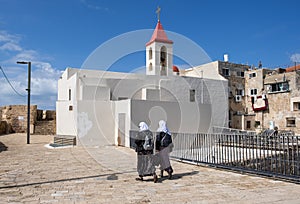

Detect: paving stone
[1,133,300,203]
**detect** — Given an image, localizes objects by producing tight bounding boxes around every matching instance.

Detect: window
[249,73,256,78]
[68,89,71,101]
[222,68,230,76]
[246,121,251,129]
[160,46,166,67]
[237,71,245,77]
[286,117,296,127]
[294,102,300,111]
[268,82,289,93]
[190,89,195,102]
[236,89,244,96]
[255,121,260,128]
[149,63,153,71]
[250,88,257,96]
[228,87,232,96]
[160,46,167,75]
[149,48,152,60]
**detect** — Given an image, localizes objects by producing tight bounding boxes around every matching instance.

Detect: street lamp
[17,61,31,144]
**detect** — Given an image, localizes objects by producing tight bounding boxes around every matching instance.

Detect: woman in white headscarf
[155,120,174,179]
[134,122,157,183]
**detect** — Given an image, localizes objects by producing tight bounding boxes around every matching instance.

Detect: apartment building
[244,67,300,134]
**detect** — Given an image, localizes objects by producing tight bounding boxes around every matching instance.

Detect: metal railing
[171,132,300,183]
[130,130,300,183]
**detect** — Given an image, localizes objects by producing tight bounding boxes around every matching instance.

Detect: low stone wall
[0,105,57,135]
[34,120,56,135]
[1,105,37,133]
[33,110,56,135]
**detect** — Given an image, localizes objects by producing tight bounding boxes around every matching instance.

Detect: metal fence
[170,131,300,183]
[130,130,300,183]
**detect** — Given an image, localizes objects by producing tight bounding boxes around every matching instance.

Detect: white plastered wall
[77,100,115,147]
[130,100,211,134]
[56,68,78,136]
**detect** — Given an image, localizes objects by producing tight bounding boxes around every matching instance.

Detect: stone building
[244,67,300,134]
[182,60,250,129]
[244,68,272,130]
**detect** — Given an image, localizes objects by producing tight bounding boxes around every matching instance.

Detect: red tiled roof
[286,64,300,72]
[146,21,173,46]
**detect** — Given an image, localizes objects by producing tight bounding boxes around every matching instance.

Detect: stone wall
[0,105,56,135]
[34,110,56,135]
[34,120,56,135]
[0,121,8,135]
[1,105,37,133]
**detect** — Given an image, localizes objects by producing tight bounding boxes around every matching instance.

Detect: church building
[56,11,228,147]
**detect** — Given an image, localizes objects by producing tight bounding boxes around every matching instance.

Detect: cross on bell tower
[156,6,161,21]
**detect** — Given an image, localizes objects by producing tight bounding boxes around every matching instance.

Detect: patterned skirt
[137,153,156,176]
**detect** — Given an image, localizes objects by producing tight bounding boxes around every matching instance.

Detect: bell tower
[146,7,173,76]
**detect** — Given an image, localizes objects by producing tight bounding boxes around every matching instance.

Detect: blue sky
[0,0,299,110]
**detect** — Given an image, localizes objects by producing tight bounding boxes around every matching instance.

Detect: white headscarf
[139,122,149,132]
[157,120,171,135]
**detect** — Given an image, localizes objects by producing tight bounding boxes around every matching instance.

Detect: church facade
[56,18,228,147]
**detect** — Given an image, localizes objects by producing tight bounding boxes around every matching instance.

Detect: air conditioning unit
[235,95,242,102]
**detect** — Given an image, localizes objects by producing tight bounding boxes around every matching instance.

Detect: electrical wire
[0,65,25,97]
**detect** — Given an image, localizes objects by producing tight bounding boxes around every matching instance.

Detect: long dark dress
[135,130,156,177]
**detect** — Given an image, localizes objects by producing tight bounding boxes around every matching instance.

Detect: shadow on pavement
[159,170,199,182]
[139,170,199,183]
[0,170,135,189]
[0,142,8,152]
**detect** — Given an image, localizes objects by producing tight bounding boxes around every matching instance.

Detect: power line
[0,65,25,97]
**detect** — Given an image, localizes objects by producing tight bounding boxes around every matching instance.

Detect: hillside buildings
[56,12,300,147]
[183,58,300,134]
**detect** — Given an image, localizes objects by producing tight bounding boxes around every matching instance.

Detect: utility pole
[17,61,31,144]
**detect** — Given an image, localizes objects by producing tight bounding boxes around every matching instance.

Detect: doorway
[118,113,126,146]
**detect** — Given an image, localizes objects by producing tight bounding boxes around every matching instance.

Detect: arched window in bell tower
[149,48,152,60]
[160,46,167,76]
[149,63,153,71]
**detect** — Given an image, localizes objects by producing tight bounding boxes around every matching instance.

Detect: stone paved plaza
[1,133,300,203]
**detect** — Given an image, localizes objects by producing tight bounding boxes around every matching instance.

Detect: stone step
[53,135,76,146]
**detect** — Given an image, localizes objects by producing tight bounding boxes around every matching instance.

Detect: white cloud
[290,53,300,62]
[0,30,62,110]
[0,30,20,43]
[0,61,61,109]
[31,62,62,95]
[0,42,22,51]
[0,78,26,96]
[13,50,39,62]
